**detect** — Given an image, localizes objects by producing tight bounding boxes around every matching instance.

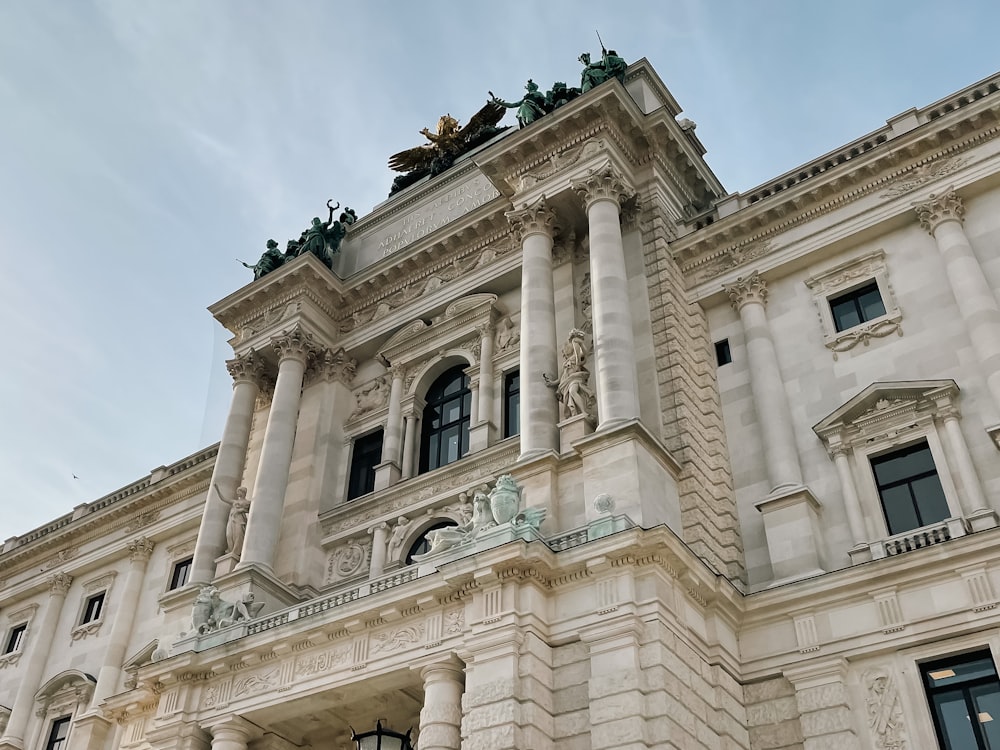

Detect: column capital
[506,197,559,241]
[271,325,318,365]
[203,714,261,745]
[225,349,266,386]
[914,189,965,234]
[47,571,73,595]
[572,164,635,211]
[128,537,155,562]
[368,521,390,535]
[308,346,357,386]
[476,321,494,339]
[724,270,768,310]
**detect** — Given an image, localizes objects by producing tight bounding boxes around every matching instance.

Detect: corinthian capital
[226,348,266,386]
[128,537,155,562]
[723,271,768,311]
[48,572,73,595]
[506,197,559,242]
[914,189,965,235]
[572,164,636,211]
[313,346,357,385]
[272,325,318,364]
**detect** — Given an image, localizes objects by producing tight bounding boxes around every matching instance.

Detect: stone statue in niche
[412,475,546,561]
[190,586,264,634]
[213,483,250,557]
[544,328,596,420]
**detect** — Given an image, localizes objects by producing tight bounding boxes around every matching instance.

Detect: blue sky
[2,0,998,538]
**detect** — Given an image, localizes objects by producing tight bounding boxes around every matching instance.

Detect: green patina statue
[579,48,626,92]
[490,79,548,129]
[242,201,357,279]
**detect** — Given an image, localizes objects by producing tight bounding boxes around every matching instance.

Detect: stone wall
[641,198,746,581]
[745,676,804,750]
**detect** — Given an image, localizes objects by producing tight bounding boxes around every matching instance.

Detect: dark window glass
[419,367,471,473]
[503,370,520,438]
[405,521,459,564]
[871,441,950,535]
[829,281,886,332]
[4,623,26,654]
[81,592,105,624]
[923,650,1000,749]
[347,429,384,500]
[46,717,71,750]
[714,339,732,366]
[169,558,192,590]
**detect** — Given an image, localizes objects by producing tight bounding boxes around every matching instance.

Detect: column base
[468,420,494,453]
[373,460,401,491]
[214,551,241,578]
[573,419,682,532]
[755,485,826,582]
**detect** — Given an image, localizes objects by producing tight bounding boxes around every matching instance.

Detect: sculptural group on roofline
[241,199,357,280]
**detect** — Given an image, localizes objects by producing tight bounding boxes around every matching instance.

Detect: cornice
[675,81,1000,286]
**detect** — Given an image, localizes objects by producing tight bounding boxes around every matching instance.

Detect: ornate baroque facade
[3,59,1000,750]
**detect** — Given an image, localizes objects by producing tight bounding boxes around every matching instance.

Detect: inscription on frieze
[336,169,501,275]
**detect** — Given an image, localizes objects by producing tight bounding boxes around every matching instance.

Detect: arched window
[419,366,472,473]
[405,520,458,564]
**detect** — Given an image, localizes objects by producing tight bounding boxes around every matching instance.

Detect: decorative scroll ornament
[505,197,559,241]
[864,669,907,750]
[914,189,965,234]
[571,164,636,210]
[723,270,768,310]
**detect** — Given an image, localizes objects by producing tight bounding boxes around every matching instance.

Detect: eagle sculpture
[387,101,508,195]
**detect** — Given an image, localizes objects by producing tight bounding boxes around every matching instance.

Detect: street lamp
[350,720,413,750]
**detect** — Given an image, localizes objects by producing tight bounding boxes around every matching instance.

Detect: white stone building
[2,57,1000,750]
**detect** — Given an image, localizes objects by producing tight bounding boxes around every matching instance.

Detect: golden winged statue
[387,101,508,195]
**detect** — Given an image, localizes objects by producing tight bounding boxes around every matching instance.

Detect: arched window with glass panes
[419,366,472,473]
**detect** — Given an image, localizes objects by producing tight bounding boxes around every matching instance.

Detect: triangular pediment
[813,380,958,438]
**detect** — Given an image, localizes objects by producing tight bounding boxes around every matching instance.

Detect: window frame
[346,428,384,500]
[3,622,27,655]
[80,592,105,625]
[870,439,951,536]
[921,649,1000,750]
[45,716,72,750]
[502,368,520,439]
[804,250,902,358]
[829,280,887,333]
[71,572,115,640]
[419,365,473,474]
[168,557,193,591]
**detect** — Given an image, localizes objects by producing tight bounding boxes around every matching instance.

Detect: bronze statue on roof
[387,101,509,195]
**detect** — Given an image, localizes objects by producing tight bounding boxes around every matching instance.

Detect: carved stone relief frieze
[295,645,352,678]
[516,137,607,191]
[325,539,371,585]
[864,669,907,750]
[494,316,520,353]
[126,509,161,533]
[235,302,301,345]
[881,155,969,199]
[688,239,774,286]
[370,624,424,655]
[233,668,279,699]
[42,547,80,571]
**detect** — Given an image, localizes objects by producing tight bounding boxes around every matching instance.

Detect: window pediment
[377,294,499,369]
[813,380,958,448]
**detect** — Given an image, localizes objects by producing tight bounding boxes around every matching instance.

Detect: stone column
[507,198,560,459]
[573,165,641,428]
[91,538,154,707]
[477,323,495,424]
[725,271,804,492]
[205,716,259,750]
[401,411,418,479]
[191,350,264,585]
[829,446,867,545]
[417,657,465,750]
[0,573,72,749]
[940,409,988,515]
[468,373,481,425]
[238,327,314,571]
[368,522,389,579]
[375,367,405,489]
[916,190,1000,413]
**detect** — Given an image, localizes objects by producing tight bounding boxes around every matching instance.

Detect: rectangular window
[922,649,1000,749]
[714,339,732,366]
[830,281,886,332]
[4,623,26,654]
[347,429,384,500]
[81,592,105,624]
[168,558,192,590]
[871,440,950,535]
[45,717,71,750]
[503,370,520,438]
